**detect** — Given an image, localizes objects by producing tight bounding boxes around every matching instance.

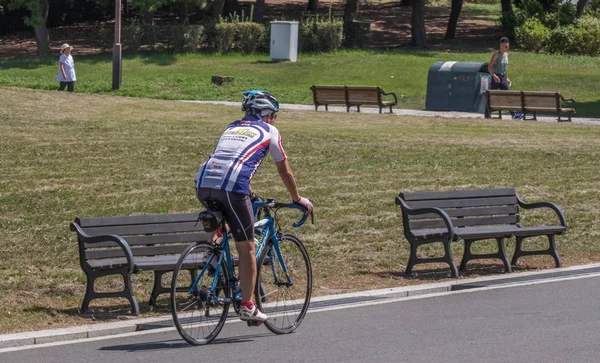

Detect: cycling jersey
[195,115,287,195]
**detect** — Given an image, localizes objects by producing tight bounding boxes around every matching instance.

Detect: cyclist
[195,90,313,324]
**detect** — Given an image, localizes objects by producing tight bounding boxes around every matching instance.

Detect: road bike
[170,198,313,345]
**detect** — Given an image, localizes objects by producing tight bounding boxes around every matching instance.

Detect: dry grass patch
[1,86,600,333]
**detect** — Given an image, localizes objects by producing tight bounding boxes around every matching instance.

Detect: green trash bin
[425,61,492,113]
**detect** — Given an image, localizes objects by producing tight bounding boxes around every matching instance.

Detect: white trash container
[270,21,299,62]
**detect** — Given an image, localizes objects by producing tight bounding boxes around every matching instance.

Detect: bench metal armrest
[395,197,455,241]
[517,197,567,228]
[382,90,398,106]
[70,222,135,274]
[560,95,576,111]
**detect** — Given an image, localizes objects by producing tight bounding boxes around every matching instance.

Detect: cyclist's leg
[198,188,266,322]
[223,192,267,322]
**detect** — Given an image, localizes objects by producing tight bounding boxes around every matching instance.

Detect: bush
[214,12,267,54]
[236,22,267,53]
[573,15,600,55]
[548,26,577,54]
[515,18,550,52]
[300,13,343,52]
[215,22,237,53]
[169,25,204,52]
[343,20,370,48]
[123,22,143,50]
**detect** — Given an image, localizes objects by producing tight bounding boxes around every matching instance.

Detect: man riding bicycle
[195,90,313,324]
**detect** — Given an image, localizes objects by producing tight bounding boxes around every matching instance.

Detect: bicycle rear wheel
[171,242,230,345]
[255,234,312,334]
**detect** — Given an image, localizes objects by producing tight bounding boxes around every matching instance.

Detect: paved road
[3,276,600,362]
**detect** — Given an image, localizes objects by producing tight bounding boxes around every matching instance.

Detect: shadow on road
[99,332,272,351]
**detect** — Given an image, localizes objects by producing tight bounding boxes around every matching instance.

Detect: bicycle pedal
[246,320,263,327]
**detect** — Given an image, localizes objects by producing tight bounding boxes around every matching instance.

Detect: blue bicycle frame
[188,200,309,304]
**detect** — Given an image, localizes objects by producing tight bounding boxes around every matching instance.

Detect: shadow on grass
[0,56,55,70]
[574,100,600,119]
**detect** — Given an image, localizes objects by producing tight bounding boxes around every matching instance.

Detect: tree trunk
[500,0,512,15]
[411,0,426,47]
[400,0,411,6]
[307,0,319,12]
[223,0,240,18]
[177,1,190,24]
[141,9,153,25]
[344,0,359,21]
[31,0,51,56]
[212,0,225,20]
[576,0,589,17]
[33,25,51,56]
[254,0,265,22]
[445,0,463,39]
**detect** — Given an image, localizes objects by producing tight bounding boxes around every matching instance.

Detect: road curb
[2,262,600,350]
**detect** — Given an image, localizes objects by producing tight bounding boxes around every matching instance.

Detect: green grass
[1,49,599,117]
[1,87,600,333]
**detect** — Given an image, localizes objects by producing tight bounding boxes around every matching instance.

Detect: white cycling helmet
[242,90,280,117]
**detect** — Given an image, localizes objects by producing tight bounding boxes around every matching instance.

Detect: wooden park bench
[395,188,567,277]
[311,85,398,113]
[71,212,211,315]
[485,90,576,122]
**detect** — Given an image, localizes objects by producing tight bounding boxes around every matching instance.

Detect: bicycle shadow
[99,333,271,352]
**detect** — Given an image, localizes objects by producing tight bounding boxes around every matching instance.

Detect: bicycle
[170,198,313,346]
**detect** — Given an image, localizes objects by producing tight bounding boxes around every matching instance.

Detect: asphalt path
[3,276,600,363]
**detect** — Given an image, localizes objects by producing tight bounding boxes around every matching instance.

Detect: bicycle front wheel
[171,242,230,345]
[255,234,312,334]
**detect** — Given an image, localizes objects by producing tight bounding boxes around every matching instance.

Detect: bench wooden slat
[409,215,518,230]
[406,196,518,209]
[85,232,209,248]
[401,188,516,201]
[83,221,205,236]
[312,84,397,113]
[76,213,200,228]
[87,254,206,271]
[412,225,566,240]
[86,244,192,259]
[407,205,519,220]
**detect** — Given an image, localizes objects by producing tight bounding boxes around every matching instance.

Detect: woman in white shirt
[56,43,76,92]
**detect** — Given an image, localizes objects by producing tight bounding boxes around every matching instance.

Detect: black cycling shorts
[196,187,254,242]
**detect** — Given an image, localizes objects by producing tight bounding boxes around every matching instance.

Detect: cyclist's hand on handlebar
[294,196,313,215]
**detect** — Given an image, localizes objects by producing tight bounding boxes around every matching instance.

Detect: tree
[576,0,588,17]
[344,0,359,21]
[445,0,463,39]
[306,0,318,12]
[130,0,168,24]
[500,0,512,16]
[254,0,265,22]
[411,0,426,47]
[1,0,50,55]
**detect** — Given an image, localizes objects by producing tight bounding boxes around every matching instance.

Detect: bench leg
[404,239,458,278]
[558,113,572,122]
[379,106,382,114]
[325,105,328,111]
[389,105,393,114]
[150,269,198,307]
[460,238,511,273]
[123,273,140,315]
[511,235,562,268]
[81,270,139,315]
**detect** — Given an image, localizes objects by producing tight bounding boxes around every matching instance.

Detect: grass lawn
[0,49,599,117]
[1,86,600,334]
